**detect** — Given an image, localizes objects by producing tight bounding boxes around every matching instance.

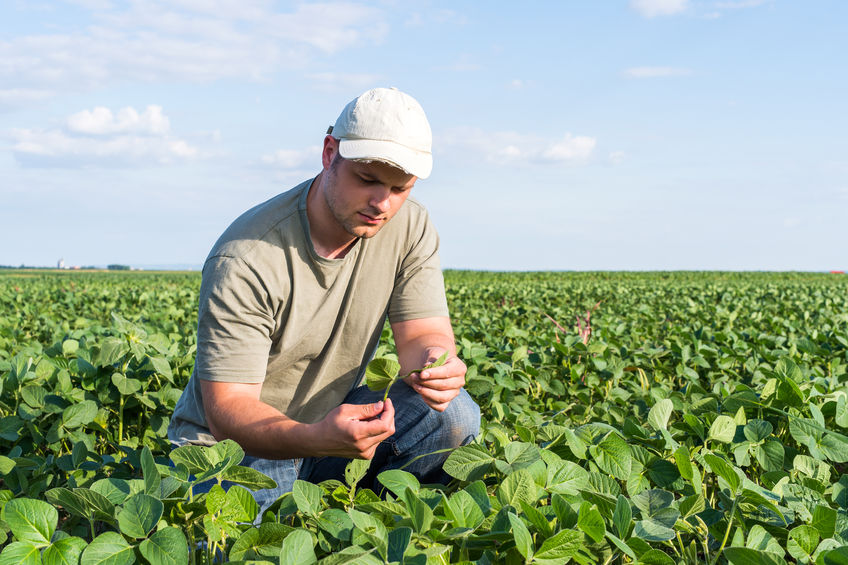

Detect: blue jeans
[195,382,480,515]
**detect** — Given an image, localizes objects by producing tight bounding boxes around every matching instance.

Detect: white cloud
[624,66,693,78]
[508,79,525,90]
[0,88,54,107]
[609,151,626,165]
[716,0,770,8]
[261,146,321,169]
[67,106,170,135]
[10,105,199,166]
[1,2,389,103]
[783,217,801,228]
[630,0,688,17]
[441,127,597,166]
[541,135,596,163]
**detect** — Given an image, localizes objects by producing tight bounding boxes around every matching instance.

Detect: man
[168,87,480,511]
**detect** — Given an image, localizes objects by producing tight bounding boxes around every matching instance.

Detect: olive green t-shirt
[168,178,449,446]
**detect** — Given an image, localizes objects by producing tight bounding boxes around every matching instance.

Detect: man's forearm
[205,391,317,459]
[396,331,457,374]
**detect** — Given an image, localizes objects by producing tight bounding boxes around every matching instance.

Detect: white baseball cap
[329,87,433,179]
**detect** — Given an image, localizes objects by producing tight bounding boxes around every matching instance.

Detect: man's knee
[441,388,481,447]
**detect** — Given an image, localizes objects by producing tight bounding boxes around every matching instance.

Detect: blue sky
[2,0,846,270]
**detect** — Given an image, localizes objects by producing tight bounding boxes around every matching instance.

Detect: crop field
[1,270,848,564]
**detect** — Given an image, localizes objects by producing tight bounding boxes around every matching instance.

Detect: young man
[168,87,480,511]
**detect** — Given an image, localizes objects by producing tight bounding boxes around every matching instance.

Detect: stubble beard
[323,159,380,239]
[323,161,379,240]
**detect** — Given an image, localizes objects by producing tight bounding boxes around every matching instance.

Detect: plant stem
[710,493,739,565]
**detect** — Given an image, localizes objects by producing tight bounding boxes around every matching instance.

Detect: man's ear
[322,135,339,169]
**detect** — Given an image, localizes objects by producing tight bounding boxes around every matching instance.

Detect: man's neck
[306,173,358,259]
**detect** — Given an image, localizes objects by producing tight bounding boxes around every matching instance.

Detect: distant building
[58,258,65,269]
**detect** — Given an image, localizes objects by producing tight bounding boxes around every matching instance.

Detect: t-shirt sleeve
[387,208,450,323]
[194,255,275,383]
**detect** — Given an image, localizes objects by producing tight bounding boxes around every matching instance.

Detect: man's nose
[369,187,392,213]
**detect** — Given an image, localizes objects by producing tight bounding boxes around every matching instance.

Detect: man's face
[322,138,417,240]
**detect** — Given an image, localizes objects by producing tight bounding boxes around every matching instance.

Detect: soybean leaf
[648,399,674,432]
[140,446,161,496]
[62,400,97,429]
[138,526,189,565]
[279,529,316,565]
[364,358,400,392]
[80,531,135,565]
[344,459,370,490]
[0,541,41,565]
[292,480,322,517]
[708,415,737,444]
[722,547,787,565]
[387,527,412,564]
[117,493,163,539]
[533,529,585,565]
[577,501,606,543]
[2,498,57,546]
[222,465,278,491]
[613,494,633,539]
[443,444,495,481]
[377,469,420,498]
[507,512,534,560]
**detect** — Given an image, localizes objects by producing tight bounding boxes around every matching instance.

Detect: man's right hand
[311,399,395,459]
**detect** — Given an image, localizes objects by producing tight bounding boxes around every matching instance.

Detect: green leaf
[787,525,819,561]
[0,541,41,565]
[111,373,141,396]
[744,419,773,443]
[140,446,161,496]
[43,537,87,565]
[673,445,694,481]
[444,490,484,530]
[139,527,188,565]
[722,547,787,565]
[364,357,400,392]
[0,455,16,475]
[344,459,370,490]
[62,400,97,429]
[443,444,494,481]
[633,518,676,542]
[648,398,674,431]
[292,480,322,516]
[507,512,534,560]
[637,549,677,564]
[2,498,57,546]
[377,469,420,498]
[589,432,632,480]
[169,444,212,475]
[403,487,434,534]
[224,485,259,523]
[229,523,294,561]
[577,501,605,543]
[222,465,278,490]
[80,531,135,565]
[708,415,737,444]
[705,453,741,494]
[533,529,585,565]
[387,527,412,564]
[496,469,537,508]
[544,456,589,495]
[613,494,632,539]
[117,493,163,539]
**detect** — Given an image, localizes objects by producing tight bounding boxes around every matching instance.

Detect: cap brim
[338,138,432,179]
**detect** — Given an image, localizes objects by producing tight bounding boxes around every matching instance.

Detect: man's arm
[201,380,395,460]
[392,316,467,412]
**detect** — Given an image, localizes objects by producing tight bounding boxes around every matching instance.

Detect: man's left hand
[404,348,467,412]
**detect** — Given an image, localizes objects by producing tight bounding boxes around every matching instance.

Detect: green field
[1,270,847,564]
